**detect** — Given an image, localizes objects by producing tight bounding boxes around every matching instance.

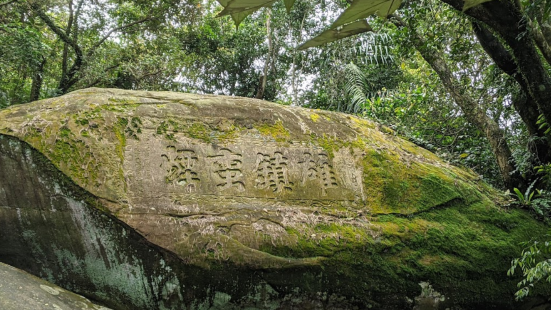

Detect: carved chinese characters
[149,140,350,199]
[254,152,293,193]
[161,145,339,196]
[208,148,245,192]
[161,146,200,192]
[299,152,338,196]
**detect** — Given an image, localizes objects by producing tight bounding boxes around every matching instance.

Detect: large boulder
[0,262,111,310]
[0,88,546,309]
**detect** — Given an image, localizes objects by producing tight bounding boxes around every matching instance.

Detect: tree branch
[85,64,121,88]
[72,0,85,45]
[86,16,153,58]
[30,2,82,58]
[137,69,164,81]
[30,2,84,93]
[60,0,74,81]
[390,12,522,190]
[0,0,18,7]
[534,27,551,65]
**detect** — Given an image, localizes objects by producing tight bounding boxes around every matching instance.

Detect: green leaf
[298,20,373,50]
[216,0,230,7]
[330,0,402,29]
[528,191,535,202]
[462,0,493,11]
[514,188,524,201]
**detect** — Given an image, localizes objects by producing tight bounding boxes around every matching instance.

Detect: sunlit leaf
[462,0,493,11]
[331,0,402,29]
[298,20,372,50]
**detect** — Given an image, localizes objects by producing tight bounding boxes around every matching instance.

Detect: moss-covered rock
[0,88,547,309]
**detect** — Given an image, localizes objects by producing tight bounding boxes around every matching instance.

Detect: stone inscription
[254,152,293,193]
[161,146,200,192]
[299,152,338,196]
[208,148,245,192]
[156,144,344,197]
[120,116,142,140]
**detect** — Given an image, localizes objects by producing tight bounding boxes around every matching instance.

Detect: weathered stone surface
[0,262,110,310]
[0,88,547,309]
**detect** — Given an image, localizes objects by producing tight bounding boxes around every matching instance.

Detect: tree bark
[440,0,551,142]
[472,21,551,165]
[533,4,551,63]
[30,2,83,94]
[256,9,272,99]
[29,57,46,102]
[392,14,523,190]
[60,1,74,90]
[0,0,18,7]
[530,23,551,66]
[30,1,151,95]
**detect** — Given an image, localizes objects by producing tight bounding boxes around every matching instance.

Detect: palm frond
[343,62,368,113]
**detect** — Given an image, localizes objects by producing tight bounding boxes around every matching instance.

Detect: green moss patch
[254,120,290,142]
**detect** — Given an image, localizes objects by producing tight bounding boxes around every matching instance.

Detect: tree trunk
[441,0,551,141]
[426,54,520,189]
[534,4,551,64]
[530,23,551,66]
[472,21,551,165]
[393,15,523,190]
[29,57,46,102]
[31,3,83,95]
[60,1,74,91]
[256,9,272,99]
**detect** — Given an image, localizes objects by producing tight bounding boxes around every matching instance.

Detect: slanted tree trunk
[291,6,309,105]
[472,21,551,166]
[31,2,83,94]
[392,14,523,190]
[535,9,551,49]
[441,0,551,142]
[530,23,551,65]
